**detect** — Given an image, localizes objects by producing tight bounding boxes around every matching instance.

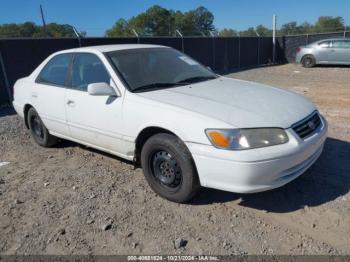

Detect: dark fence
[278,31,350,63]
[1,32,349,104]
[0,36,275,104]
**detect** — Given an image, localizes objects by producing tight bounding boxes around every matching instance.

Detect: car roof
[316,38,350,42]
[58,44,169,54]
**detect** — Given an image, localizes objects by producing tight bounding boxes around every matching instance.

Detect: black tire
[27,107,58,147]
[302,55,316,68]
[141,133,200,203]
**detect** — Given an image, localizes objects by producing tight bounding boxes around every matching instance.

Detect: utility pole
[40,5,47,35]
[272,14,277,63]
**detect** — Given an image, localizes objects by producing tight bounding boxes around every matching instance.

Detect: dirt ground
[0,64,349,255]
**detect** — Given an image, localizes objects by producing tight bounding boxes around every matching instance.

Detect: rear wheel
[141,133,200,203]
[302,55,316,68]
[27,107,58,147]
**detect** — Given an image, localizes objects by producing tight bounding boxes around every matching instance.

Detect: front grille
[292,112,322,139]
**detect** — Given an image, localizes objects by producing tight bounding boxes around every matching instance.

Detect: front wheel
[27,107,58,147]
[141,133,200,203]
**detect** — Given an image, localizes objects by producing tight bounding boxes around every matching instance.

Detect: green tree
[191,6,215,35]
[314,16,345,32]
[145,5,174,35]
[105,5,215,36]
[280,22,302,35]
[45,23,76,37]
[299,22,314,34]
[0,23,21,37]
[0,22,83,38]
[173,10,184,34]
[255,25,272,36]
[19,22,37,37]
[106,19,132,37]
[239,27,256,37]
[218,28,237,37]
[107,5,174,36]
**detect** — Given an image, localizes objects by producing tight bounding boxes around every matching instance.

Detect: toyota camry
[13,44,328,203]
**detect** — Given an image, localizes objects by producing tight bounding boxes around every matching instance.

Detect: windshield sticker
[179,56,199,65]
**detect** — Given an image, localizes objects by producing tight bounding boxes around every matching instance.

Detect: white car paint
[12,44,328,193]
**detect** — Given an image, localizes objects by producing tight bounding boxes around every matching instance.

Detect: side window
[37,53,71,86]
[332,40,350,49]
[318,41,330,48]
[71,53,111,91]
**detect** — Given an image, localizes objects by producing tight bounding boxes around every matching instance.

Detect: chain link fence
[0,36,275,104]
[277,31,350,63]
[1,32,349,104]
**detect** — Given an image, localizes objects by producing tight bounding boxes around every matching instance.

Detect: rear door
[33,53,71,137]
[329,40,350,63]
[65,52,126,154]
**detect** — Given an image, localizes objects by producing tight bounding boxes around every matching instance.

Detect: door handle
[67,100,75,107]
[330,49,335,52]
[32,92,38,98]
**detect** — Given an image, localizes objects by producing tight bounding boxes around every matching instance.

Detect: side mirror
[87,82,117,96]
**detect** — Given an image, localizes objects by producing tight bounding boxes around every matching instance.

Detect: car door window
[37,53,71,86]
[318,41,330,48]
[332,40,350,49]
[71,53,111,91]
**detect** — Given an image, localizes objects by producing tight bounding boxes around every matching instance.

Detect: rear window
[318,41,330,48]
[37,53,71,86]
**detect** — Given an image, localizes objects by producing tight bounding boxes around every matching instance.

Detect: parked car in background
[296,38,350,67]
[13,44,327,203]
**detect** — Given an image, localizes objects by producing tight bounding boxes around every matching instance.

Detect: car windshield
[106,47,217,92]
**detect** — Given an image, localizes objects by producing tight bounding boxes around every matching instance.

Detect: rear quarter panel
[12,77,33,118]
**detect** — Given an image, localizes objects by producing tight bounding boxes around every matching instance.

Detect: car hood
[137,77,316,128]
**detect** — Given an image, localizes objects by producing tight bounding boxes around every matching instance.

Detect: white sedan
[13,44,328,203]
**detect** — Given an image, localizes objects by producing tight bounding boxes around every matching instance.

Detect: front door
[329,40,350,63]
[65,53,126,155]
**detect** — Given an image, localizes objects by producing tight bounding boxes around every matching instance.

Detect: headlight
[205,128,289,150]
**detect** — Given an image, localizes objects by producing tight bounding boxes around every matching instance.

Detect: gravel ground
[0,64,349,255]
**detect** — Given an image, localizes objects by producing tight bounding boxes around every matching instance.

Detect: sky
[1,0,349,36]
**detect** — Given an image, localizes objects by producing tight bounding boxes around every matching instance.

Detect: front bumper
[186,116,328,193]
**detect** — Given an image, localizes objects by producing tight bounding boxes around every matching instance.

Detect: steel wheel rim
[31,115,44,140]
[150,150,182,189]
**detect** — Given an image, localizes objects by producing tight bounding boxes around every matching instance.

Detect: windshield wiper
[176,75,217,84]
[132,82,189,93]
[132,76,217,92]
